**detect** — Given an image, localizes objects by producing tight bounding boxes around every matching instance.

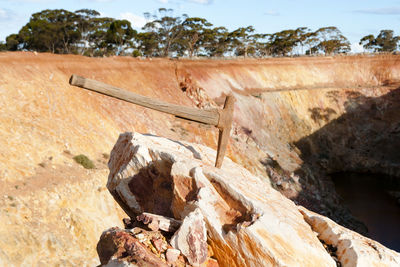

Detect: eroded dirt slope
[1,52,400,265]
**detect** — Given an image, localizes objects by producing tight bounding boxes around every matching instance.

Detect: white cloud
[158,0,169,3]
[0,8,23,41]
[120,12,147,29]
[0,8,14,21]
[354,7,400,15]
[0,9,8,20]
[264,10,280,16]
[351,42,365,53]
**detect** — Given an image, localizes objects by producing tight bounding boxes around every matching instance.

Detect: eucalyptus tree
[135,31,160,57]
[3,7,359,58]
[5,34,21,51]
[268,29,300,56]
[181,17,213,57]
[313,26,350,55]
[359,35,375,52]
[359,30,399,52]
[229,26,257,57]
[75,9,101,54]
[294,27,311,55]
[252,34,271,57]
[202,26,230,57]
[303,31,319,55]
[142,8,184,57]
[106,19,136,55]
[87,17,115,56]
[16,9,80,53]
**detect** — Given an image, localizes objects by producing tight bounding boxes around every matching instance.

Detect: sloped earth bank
[0,52,400,265]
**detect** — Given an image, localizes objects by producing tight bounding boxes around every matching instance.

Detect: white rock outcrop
[299,207,400,267]
[107,132,400,267]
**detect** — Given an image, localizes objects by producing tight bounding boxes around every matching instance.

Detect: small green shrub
[132,50,141,57]
[38,162,46,168]
[73,154,95,169]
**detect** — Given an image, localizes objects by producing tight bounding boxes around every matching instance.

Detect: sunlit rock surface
[299,207,400,267]
[107,132,400,266]
[170,208,208,266]
[107,132,336,266]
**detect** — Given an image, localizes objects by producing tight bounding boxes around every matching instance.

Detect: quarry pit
[0,52,399,265]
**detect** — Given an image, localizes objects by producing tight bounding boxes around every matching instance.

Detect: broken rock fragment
[96,227,168,267]
[165,248,181,264]
[136,212,181,232]
[151,236,167,253]
[170,208,208,266]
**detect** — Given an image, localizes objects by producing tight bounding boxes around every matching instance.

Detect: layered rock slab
[299,207,400,267]
[107,132,336,267]
[170,208,208,265]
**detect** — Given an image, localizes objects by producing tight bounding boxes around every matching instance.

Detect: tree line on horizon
[1,8,399,58]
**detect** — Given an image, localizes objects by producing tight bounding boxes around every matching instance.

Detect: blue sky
[0,0,399,52]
